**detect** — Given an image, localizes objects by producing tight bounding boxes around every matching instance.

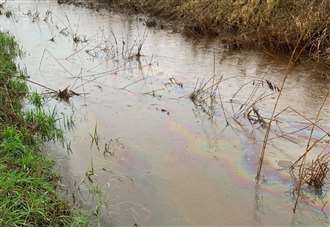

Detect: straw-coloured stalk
[303,153,330,189]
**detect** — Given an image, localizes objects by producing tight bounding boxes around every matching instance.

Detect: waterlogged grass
[0,32,88,226]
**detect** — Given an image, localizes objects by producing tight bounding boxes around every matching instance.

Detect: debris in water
[104,140,115,157]
[293,153,330,190]
[73,33,88,44]
[57,87,80,102]
[5,10,12,18]
[145,18,157,27]
[44,10,52,23]
[89,124,100,151]
[165,77,183,88]
[144,89,163,98]
[305,153,330,188]
[246,106,268,128]
[26,79,80,102]
[59,27,69,36]
[159,108,170,115]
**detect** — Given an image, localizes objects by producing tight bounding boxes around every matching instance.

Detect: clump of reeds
[189,76,222,119]
[291,152,329,212]
[304,153,330,189]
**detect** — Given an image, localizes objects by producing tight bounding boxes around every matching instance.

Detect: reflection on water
[0,0,329,226]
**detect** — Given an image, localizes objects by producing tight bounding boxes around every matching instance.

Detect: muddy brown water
[1,0,330,226]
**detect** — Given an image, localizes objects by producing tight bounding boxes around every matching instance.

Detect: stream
[0,0,329,226]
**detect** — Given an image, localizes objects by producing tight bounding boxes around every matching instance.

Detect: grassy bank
[0,32,88,226]
[88,0,330,64]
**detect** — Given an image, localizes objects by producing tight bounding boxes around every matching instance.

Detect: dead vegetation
[287,91,330,212]
[300,153,330,189]
[291,152,330,213]
[89,0,330,64]
[57,86,81,101]
[26,79,81,102]
[189,58,329,213]
[190,74,280,125]
[190,76,222,119]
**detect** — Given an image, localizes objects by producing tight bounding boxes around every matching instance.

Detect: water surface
[1,0,329,226]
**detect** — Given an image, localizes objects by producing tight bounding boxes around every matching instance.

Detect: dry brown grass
[302,153,330,189]
[93,0,330,63]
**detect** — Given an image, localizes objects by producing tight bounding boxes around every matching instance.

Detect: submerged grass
[0,32,88,226]
[95,0,330,63]
[302,153,330,189]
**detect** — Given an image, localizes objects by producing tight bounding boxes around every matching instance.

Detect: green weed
[29,91,44,109]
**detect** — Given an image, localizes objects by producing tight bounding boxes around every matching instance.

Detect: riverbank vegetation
[0,32,88,226]
[82,0,330,64]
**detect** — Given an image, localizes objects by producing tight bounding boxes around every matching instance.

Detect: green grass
[0,32,88,226]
